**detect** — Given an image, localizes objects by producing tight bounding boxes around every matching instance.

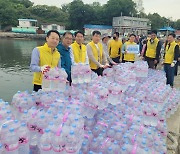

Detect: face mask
[113,36,116,40]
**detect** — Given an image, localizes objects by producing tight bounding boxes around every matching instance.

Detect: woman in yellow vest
[30,30,61,91]
[143,30,161,69]
[121,34,137,63]
[87,31,109,76]
[162,33,179,87]
[70,31,89,64]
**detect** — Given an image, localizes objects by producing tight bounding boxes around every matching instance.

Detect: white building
[17,19,38,28]
[41,24,65,33]
[113,16,151,36]
[12,19,38,34]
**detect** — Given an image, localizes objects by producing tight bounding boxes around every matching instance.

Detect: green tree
[68,0,96,30]
[89,2,104,25]
[29,5,69,26]
[148,13,168,30]
[103,0,137,25]
[0,0,18,27]
[0,0,33,28]
[174,19,180,30]
[11,0,33,8]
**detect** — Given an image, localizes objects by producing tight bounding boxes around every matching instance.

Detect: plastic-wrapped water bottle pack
[0,61,179,154]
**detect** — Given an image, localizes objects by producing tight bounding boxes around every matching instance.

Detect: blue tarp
[159,27,175,31]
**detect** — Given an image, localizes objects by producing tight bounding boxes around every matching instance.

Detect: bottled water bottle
[40,128,52,154]
[84,64,91,83]
[65,131,80,153]
[0,123,9,141]
[20,110,29,123]
[78,63,85,84]
[51,133,66,153]
[71,64,79,84]
[80,141,89,153]
[18,123,30,154]
[0,143,4,153]
[4,128,19,154]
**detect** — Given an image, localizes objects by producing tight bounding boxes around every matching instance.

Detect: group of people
[30,29,180,92]
[140,30,180,87]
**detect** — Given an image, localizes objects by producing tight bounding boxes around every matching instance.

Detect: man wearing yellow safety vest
[162,33,179,87]
[30,30,61,92]
[108,32,123,63]
[70,31,89,64]
[174,36,180,76]
[87,31,109,76]
[143,30,161,69]
[121,34,137,63]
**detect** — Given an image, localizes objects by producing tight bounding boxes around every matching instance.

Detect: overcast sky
[30,0,180,20]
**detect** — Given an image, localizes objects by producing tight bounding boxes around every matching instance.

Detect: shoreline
[0,32,46,40]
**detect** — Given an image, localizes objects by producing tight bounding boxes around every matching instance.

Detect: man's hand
[103,64,110,69]
[99,64,104,68]
[142,57,145,61]
[111,61,118,65]
[41,65,50,74]
[171,62,175,67]
[161,60,164,65]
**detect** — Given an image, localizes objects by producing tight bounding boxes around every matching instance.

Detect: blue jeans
[164,64,175,87]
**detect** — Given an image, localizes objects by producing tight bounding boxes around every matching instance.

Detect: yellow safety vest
[71,41,87,63]
[124,41,136,61]
[33,43,60,85]
[108,39,122,58]
[164,41,177,64]
[88,41,103,69]
[178,42,180,47]
[146,37,159,58]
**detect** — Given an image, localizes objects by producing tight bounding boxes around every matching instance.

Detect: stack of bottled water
[0,100,30,154]
[71,63,91,84]
[0,61,179,153]
[11,91,35,119]
[134,60,149,77]
[42,67,67,92]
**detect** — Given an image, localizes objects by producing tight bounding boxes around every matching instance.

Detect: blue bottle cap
[9,128,14,132]
[45,128,50,133]
[2,124,7,128]
[21,123,26,127]
[70,131,74,135]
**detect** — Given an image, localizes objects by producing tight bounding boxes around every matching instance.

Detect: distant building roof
[159,26,175,31]
[113,16,149,21]
[84,24,112,29]
[41,23,65,26]
[18,19,37,22]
